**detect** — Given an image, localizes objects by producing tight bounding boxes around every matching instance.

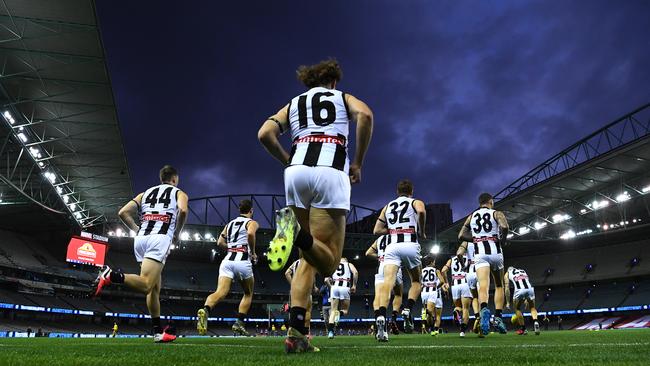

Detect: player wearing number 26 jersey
[458,193,510,337]
[258,59,373,353]
[93,165,189,343]
[373,180,426,341]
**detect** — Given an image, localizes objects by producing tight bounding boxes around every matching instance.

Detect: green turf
[1,329,649,366]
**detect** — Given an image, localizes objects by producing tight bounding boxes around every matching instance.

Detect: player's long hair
[296,59,342,88]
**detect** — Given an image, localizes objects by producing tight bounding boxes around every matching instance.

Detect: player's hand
[443,283,449,292]
[350,286,357,294]
[349,164,362,184]
[506,302,511,310]
[251,254,258,264]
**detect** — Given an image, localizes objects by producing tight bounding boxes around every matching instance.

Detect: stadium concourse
[0,0,650,353]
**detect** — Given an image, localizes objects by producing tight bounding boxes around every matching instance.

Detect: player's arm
[365,241,378,259]
[458,214,473,243]
[413,199,427,240]
[217,226,228,249]
[494,211,510,245]
[373,206,388,235]
[437,268,449,292]
[350,263,359,293]
[284,266,293,285]
[257,104,291,166]
[173,190,189,244]
[504,272,511,309]
[247,220,259,263]
[118,193,143,233]
[456,241,468,259]
[325,277,333,287]
[345,94,373,184]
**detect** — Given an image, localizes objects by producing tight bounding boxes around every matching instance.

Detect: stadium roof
[0,0,132,230]
[438,103,650,245]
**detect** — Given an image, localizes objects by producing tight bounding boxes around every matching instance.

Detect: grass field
[1,329,649,366]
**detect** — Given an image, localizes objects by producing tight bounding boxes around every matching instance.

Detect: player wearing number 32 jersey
[92,165,189,343]
[373,179,426,342]
[458,192,509,337]
[258,59,373,353]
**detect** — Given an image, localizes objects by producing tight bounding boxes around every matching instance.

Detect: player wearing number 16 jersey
[373,180,426,341]
[92,165,189,343]
[197,199,259,337]
[258,59,373,353]
[458,193,509,337]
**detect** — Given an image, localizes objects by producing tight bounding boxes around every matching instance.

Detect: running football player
[366,235,404,335]
[457,193,509,337]
[373,180,426,342]
[258,59,373,352]
[441,254,472,337]
[197,199,259,336]
[327,257,358,338]
[94,165,188,343]
[505,266,540,335]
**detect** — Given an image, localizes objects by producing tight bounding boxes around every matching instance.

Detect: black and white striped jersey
[332,260,353,288]
[508,267,533,290]
[466,242,476,274]
[383,196,419,244]
[421,266,439,293]
[286,87,350,173]
[469,207,503,256]
[450,256,468,285]
[224,216,252,261]
[375,235,389,263]
[137,184,180,239]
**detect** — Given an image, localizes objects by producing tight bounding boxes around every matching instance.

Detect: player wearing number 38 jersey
[258,59,373,353]
[92,165,189,343]
[458,193,510,337]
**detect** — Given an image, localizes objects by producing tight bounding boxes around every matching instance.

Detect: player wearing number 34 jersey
[92,165,189,343]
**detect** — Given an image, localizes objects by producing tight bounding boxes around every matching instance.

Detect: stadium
[1,1,650,365]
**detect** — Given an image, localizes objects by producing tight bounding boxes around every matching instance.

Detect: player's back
[287,87,351,173]
[138,183,181,238]
[223,215,253,261]
[331,260,352,288]
[450,256,468,285]
[384,196,419,244]
[468,207,501,255]
[509,267,533,289]
[421,266,438,293]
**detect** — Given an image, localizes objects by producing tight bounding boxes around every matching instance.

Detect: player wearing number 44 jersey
[366,235,404,336]
[92,165,189,343]
[258,59,373,353]
[197,199,259,337]
[457,193,510,337]
[373,180,426,342]
[505,266,540,335]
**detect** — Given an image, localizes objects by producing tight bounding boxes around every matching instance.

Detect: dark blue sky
[96,0,650,220]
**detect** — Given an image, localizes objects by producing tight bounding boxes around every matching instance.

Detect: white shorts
[431,290,443,308]
[467,273,477,290]
[284,165,351,211]
[219,260,254,281]
[374,263,403,286]
[134,234,172,264]
[513,288,535,302]
[330,286,351,300]
[421,290,436,305]
[383,242,421,270]
[451,283,472,300]
[474,253,504,271]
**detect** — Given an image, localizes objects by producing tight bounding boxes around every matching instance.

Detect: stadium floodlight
[74,212,82,219]
[129,230,136,237]
[170,244,176,250]
[580,209,587,214]
[17,133,27,142]
[56,186,63,194]
[592,200,609,210]
[576,229,593,236]
[559,230,576,240]
[2,110,11,120]
[63,195,69,203]
[108,231,115,236]
[632,219,637,223]
[193,233,201,241]
[642,185,650,193]
[534,222,547,230]
[38,162,45,168]
[430,244,440,254]
[69,203,76,211]
[180,231,190,241]
[615,192,631,203]
[602,224,609,230]
[506,233,514,239]
[44,171,56,183]
[116,228,123,237]
[29,147,41,158]
[518,226,530,235]
[354,255,360,260]
[552,213,570,223]
[205,233,213,240]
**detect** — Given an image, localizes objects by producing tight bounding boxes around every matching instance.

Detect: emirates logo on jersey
[293,134,345,146]
[142,214,170,223]
[77,243,97,261]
